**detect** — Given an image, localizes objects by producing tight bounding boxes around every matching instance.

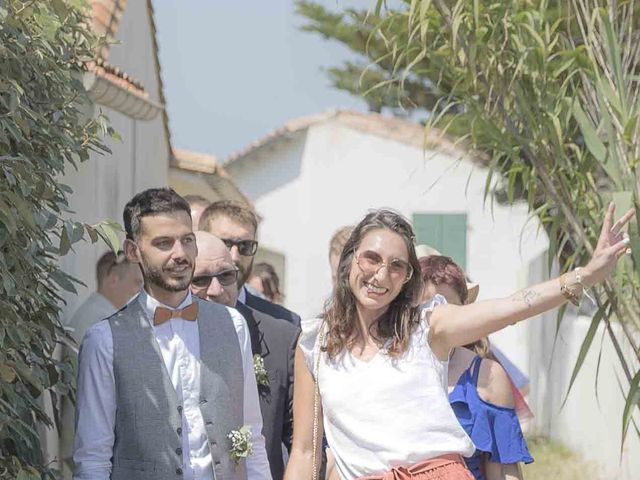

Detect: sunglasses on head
[221,238,258,257]
[191,268,239,289]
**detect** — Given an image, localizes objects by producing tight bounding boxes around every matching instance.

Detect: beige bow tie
[153,302,199,326]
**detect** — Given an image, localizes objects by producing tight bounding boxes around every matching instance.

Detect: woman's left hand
[583,202,635,286]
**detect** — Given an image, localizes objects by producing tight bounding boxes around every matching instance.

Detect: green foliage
[384,1,640,445]
[0,1,118,477]
[299,0,640,443]
[296,1,446,114]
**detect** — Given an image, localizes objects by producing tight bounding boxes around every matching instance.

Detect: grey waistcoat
[108,297,246,480]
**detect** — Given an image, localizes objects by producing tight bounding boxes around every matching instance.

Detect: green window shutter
[412,213,467,269]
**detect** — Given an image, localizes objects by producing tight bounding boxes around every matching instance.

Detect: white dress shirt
[73,289,271,480]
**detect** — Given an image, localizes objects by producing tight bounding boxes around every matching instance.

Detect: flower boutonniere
[253,354,269,387]
[228,425,253,465]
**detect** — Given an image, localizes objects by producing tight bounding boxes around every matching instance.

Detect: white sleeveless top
[299,295,475,480]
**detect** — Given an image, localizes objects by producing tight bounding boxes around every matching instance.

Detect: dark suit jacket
[244,289,301,327]
[236,302,300,480]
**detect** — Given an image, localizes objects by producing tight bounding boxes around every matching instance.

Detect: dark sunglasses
[191,268,239,289]
[221,238,258,257]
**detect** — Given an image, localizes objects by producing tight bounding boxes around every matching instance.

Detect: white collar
[238,285,247,304]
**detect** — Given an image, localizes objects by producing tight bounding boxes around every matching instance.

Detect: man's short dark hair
[123,188,191,240]
[183,194,210,209]
[199,200,258,233]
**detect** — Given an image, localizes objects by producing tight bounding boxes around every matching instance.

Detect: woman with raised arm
[284,205,633,480]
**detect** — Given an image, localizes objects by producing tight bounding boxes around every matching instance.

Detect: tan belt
[356,454,471,480]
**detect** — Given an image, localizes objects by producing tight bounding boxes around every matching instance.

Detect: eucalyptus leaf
[0,4,108,467]
[59,225,71,256]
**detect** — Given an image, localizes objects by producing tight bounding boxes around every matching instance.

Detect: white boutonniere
[228,425,253,465]
[253,354,269,387]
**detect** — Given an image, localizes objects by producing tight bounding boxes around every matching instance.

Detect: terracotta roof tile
[87,57,149,100]
[84,0,166,118]
[88,0,126,58]
[86,0,147,98]
[171,149,223,175]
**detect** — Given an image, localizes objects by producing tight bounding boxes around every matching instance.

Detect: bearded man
[73,188,271,480]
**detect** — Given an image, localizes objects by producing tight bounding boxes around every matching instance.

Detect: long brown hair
[323,210,424,359]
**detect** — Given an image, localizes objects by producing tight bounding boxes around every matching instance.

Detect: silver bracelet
[575,267,596,304]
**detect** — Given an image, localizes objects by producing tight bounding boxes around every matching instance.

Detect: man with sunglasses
[199,201,301,327]
[191,231,242,306]
[192,231,300,480]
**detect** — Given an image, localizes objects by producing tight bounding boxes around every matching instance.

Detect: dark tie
[153,302,199,326]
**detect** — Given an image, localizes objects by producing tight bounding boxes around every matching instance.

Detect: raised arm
[429,203,635,360]
[283,345,323,480]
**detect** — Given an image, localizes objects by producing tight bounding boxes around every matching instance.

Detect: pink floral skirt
[356,454,474,480]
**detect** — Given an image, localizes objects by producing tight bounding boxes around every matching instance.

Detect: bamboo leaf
[374,0,385,16]
[623,116,638,143]
[611,192,633,234]
[572,101,606,163]
[593,326,607,411]
[622,368,640,449]
[596,77,624,119]
[599,12,627,116]
[561,302,609,408]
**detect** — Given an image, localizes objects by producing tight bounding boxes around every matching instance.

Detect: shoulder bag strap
[311,322,326,480]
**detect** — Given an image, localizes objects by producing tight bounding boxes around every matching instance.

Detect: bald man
[192,231,240,306]
[192,232,299,480]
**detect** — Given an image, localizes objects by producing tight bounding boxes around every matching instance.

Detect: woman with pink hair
[420,255,533,480]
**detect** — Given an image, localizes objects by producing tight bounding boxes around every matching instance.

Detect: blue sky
[153,1,373,160]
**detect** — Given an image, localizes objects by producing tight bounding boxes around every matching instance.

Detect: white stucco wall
[226,120,550,367]
[59,2,169,322]
[524,252,640,479]
[534,315,640,479]
[227,118,640,477]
